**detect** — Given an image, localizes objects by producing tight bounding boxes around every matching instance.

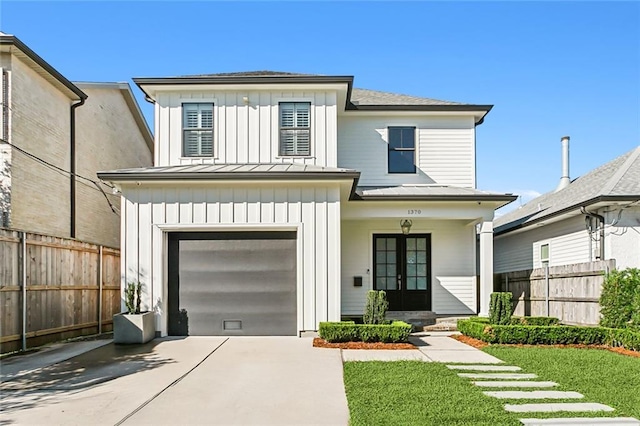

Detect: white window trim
[274,98,315,159]
[180,100,218,159]
[386,126,419,175]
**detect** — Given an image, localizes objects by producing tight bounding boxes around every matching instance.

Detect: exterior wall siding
[605,206,640,269]
[120,182,342,335]
[494,215,591,273]
[337,115,475,188]
[75,87,152,247]
[155,90,337,168]
[341,218,477,315]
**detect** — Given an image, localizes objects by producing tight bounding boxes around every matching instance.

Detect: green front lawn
[343,347,640,425]
[483,346,640,419]
[343,361,521,426]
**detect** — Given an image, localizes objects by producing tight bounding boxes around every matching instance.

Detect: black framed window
[279,102,311,156]
[388,126,416,173]
[183,103,214,156]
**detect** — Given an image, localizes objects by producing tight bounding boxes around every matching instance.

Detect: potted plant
[113,282,155,344]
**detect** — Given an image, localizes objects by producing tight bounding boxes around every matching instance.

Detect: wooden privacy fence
[0,229,121,353]
[494,259,616,326]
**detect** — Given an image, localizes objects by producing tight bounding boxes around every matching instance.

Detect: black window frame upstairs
[387,126,416,174]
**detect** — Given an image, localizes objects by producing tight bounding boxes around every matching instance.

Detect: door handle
[397,275,402,290]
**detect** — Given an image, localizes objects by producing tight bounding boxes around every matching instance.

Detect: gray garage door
[167,232,297,336]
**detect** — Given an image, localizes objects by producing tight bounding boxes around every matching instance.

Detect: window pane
[407,264,417,277]
[376,251,387,263]
[406,277,417,290]
[388,150,416,173]
[388,128,402,149]
[376,277,386,290]
[295,103,310,127]
[417,264,427,276]
[406,251,416,264]
[387,278,397,290]
[417,251,427,263]
[387,264,396,277]
[540,244,549,260]
[407,238,416,250]
[376,264,386,276]
[386,251,396,263]
[280,104,295,127]
[376,239,386,250]
[183,130,199,156]
[417,277,427,290]
[387,238,396,250]
[401,128,415,148]
[416,238,427,250]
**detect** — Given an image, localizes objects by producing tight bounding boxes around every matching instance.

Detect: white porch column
[479,220,494,316]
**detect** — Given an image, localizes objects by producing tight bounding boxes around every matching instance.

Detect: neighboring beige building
[0,34,152,247]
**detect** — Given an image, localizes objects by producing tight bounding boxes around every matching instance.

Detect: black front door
[373,234,431,311]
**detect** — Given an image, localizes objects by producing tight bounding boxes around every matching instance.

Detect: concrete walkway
[0,337,348,426]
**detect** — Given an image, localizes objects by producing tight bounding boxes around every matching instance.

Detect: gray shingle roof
[179,70,318,78]
[495,146,640,234]
[350,88,466,106]
[98,163,360,181]
[356,185,516,203]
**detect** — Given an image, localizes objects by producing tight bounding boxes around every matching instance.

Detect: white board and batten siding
[494,215,592,273]
[337,115,475,188]
[341,219,477,315]
[120,182,341,335]
[154,90,338,168]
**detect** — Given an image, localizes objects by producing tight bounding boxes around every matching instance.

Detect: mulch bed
[313,337,416,350]
[449,334,640,358]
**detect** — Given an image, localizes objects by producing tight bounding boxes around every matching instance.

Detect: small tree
[600,268,640,329]
[489,292,513,325]
[363,290,389,324]
[124,282,142,314]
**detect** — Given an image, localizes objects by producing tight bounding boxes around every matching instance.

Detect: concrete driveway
[0,337,349,425]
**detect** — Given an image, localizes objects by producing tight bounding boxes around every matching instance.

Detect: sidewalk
[341,331,503,363]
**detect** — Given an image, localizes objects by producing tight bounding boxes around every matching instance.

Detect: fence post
[545,264,550,317]
[20,231,27,351]
[98,245,103,335]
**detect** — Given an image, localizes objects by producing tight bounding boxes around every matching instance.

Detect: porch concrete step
[520,418,640,425]
[505,402,614,413]
[386,311,437,328]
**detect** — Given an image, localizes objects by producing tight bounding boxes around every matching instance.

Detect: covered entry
[167,231,297,336]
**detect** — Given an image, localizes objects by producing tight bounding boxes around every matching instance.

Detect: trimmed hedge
[319,321,412,343]
[509,316,560,326]
[456,319,640,352]
[489,292,513,325]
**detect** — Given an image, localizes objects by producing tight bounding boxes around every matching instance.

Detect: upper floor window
[183,103,213,157]
[280,102,310,156]
[388,126,416,173]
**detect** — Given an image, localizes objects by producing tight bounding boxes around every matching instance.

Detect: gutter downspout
[581,207,605,260]
[70,98,86,238]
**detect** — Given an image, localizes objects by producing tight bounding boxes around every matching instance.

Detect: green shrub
[363,290,389,325]
[600,268,640,328]
[124,282,142,314]
[467,316,490,324]
[318,321,412,343]
[606,327,640,351]
[457,319,489,340]
[489,292,513,325]
[510,316,560,326]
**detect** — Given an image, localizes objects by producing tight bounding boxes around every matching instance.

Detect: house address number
[407,209,422,215]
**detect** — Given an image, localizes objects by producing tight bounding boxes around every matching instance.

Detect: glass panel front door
[373,234,431,311]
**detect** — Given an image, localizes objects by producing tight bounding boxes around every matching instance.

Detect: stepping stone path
[448,363,640,425]
[484,391,583,399]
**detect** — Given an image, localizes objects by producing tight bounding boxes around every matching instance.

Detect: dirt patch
[313,338,416,350]
[450,335,640,358]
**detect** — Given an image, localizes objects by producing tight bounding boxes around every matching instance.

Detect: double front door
[373,234,431,311]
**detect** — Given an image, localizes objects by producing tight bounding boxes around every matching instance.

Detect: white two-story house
[99,71,515,337]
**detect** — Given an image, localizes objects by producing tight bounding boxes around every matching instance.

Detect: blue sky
[1,1,638,210]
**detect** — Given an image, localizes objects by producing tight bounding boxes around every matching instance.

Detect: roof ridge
[599,145,640,195]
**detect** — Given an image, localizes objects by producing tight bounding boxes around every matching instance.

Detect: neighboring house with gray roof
[99,70,515,337]
[494,141,640,273]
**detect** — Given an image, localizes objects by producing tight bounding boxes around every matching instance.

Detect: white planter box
[113,312,155,344]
